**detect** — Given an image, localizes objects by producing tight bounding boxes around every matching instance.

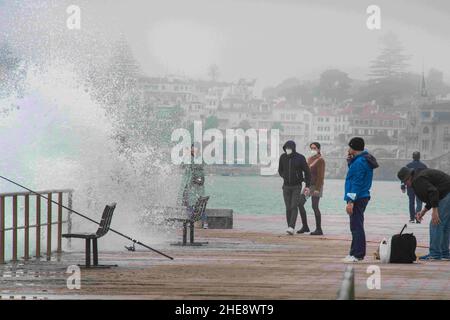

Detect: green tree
[355,72,419,106]
[208,64,219,82]
[318,69,352,102]
[369,32,410,81]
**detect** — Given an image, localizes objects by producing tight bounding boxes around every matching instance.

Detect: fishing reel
[124,241,136,252]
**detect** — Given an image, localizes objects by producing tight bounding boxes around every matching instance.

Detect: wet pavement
[0,213,449,299]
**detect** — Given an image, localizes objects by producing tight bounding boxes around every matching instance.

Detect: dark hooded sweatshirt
[411,168,450,210]
[278,141,311,187]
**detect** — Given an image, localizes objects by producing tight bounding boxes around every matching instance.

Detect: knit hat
[348,137,365,151]
[397,167,413,182]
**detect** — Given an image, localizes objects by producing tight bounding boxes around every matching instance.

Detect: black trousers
[282,185,301,228]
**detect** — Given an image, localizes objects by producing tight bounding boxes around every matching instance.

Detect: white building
[272,104,313,152]
[311,110,337,146]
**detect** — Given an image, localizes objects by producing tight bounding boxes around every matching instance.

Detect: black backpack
[390,224,417,263]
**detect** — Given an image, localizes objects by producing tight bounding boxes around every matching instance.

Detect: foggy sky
[1,0,450,93]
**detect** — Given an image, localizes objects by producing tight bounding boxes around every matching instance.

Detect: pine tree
[369,32,410,81]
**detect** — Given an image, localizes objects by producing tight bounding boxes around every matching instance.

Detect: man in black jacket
[400,151,427,223]
[278,140,311,235]
[397,167,450,261]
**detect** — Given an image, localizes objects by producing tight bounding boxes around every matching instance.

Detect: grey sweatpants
[282,185,301,229]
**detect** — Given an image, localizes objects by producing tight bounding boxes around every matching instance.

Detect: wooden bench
[62,203,117,268]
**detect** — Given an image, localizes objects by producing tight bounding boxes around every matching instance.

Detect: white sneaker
[342,255,361,263]
[203,223,209,229]
[286,227,294,235]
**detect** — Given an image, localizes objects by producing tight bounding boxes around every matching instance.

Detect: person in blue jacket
[343,137,379,263]
[401,151,427,223]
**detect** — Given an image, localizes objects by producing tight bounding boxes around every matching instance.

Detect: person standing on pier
[343,137,379,263]
[297,142,325,235]
[278,140,311,235]
[401,151,427,224]
[397,167,450,261]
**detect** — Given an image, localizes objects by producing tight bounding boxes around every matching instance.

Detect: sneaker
[415,219,421,224]
[342,255,362,263]
[409,219,416,224]
[286,227,294,235]
[296,226,310,234]
[310,229,323,236]
[442,256,450,261]
[203,223,209,229]
[419,254,441,261]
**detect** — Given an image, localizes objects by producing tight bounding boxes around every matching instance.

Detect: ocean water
[205,176,407,216]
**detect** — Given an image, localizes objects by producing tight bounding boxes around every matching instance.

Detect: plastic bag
[379,238,391,264]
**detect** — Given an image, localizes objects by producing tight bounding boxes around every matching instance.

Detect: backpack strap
[399,224,407,235]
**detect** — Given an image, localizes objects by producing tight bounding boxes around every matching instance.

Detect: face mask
[286,149,292,155]
[310,150,318,156]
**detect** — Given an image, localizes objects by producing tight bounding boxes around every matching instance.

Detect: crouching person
[397,167,450,261]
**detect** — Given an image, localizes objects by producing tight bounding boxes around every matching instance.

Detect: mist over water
[0,1,182,254]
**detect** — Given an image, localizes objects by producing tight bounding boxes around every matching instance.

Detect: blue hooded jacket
[344,150,379,202]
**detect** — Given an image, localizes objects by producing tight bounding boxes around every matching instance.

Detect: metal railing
[0,189,73,264]
[336,266,355,300]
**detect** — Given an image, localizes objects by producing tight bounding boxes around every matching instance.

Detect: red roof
[358,105,403,120]
[357,113,404,121]
[273,100,287,108]
[317,110,334,116]
[336,106,354,115]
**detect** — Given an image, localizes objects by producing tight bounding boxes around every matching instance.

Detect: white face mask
[310,150,318,156]
[286,149,292,155]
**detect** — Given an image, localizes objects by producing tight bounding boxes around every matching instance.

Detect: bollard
[337,266,355,300]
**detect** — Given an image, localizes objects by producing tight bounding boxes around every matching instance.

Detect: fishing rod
[0,175,174,260]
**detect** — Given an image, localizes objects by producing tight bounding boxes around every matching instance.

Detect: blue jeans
[429,193,450,258]
[349,198,369,259]
[407,187,422,221]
